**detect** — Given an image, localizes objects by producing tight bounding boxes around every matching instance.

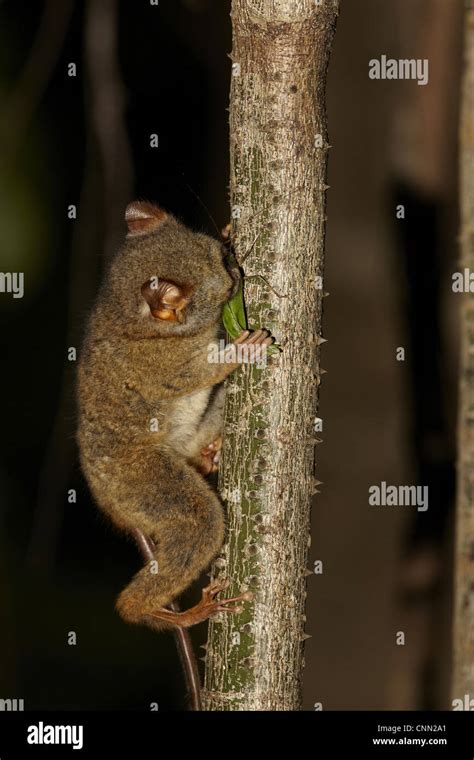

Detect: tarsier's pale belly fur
[165,387,214,458]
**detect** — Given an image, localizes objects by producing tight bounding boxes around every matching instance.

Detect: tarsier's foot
[198,436,223,476]
[146,581,252,629]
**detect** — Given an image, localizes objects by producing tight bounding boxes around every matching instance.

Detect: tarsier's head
[103,201,237,338]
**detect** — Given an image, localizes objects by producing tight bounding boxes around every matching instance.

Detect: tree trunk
[453,0,474,702]
[202,0,339,711]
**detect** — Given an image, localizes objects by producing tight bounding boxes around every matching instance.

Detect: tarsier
[77,201,273,630]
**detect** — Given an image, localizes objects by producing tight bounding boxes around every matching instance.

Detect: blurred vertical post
[202,0,339,710]
[453,0,474,702]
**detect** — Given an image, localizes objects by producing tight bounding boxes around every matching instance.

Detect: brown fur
[77,203,241,631]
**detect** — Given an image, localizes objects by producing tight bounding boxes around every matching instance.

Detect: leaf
[266,342,281,356]
[222,284,248,339]
[222,252,281,355]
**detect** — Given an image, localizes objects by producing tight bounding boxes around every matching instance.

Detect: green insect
[222,249,280,355]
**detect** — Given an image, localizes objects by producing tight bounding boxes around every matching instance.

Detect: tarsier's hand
[228,329,274,365]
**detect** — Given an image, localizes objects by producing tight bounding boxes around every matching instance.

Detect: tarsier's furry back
[77,201,271,631]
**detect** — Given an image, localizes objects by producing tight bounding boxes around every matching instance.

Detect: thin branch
[0,0,75,165]
[452,0,474,701]
[28,1,132,570]
[85,0,133,261]
[26,135,103,574]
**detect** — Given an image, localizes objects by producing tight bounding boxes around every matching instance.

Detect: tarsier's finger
[243,329,269,345]
[251,333,274,348]
[233,330,250,345]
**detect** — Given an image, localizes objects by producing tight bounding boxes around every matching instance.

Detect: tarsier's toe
[212,590,253,617]
[216,604,244,614]
[202,579,229,600]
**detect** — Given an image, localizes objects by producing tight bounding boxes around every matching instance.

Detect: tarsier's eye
[141,278,194,323]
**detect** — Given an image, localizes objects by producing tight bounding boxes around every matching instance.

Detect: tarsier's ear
[125,201,168,237]
[141,278,194,323]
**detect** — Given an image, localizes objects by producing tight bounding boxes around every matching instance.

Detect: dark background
[0,0,464,710]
